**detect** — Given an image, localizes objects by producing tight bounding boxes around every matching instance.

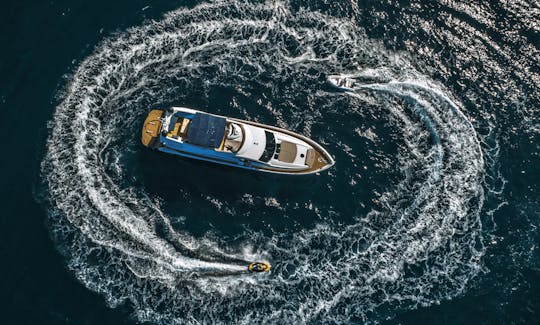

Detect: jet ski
[142,107,335,175]
[248,262,271,273]
[327,74,356,91]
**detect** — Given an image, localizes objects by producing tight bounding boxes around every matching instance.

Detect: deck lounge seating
[278,141,297,163]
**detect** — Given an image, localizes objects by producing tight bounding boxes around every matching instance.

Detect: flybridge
[186,113,227,148]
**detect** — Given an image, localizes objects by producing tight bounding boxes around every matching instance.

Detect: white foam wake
[42,1,486,323]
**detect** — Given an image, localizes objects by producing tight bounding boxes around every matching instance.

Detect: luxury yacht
[142,107,335,175]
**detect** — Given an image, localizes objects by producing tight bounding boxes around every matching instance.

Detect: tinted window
[259,131,276,162]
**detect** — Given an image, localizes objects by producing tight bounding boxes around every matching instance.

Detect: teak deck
[141,110,164,148]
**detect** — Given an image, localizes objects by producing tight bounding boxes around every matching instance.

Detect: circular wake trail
[41,1,486,323]
[264,75,485,322]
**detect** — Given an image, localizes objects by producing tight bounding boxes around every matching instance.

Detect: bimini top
[186,113,227,148]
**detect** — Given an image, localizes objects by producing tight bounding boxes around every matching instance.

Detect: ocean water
[1,0,538,323]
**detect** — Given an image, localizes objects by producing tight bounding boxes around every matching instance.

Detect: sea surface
[1,0,538,323]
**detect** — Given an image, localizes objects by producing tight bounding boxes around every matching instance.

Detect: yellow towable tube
[248,262,271,273]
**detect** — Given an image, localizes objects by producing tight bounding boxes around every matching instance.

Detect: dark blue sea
[1,0,538,323]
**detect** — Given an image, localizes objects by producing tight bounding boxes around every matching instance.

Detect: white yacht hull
[142,107,335,175]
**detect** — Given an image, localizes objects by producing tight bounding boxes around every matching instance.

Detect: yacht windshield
[259,131,276,162]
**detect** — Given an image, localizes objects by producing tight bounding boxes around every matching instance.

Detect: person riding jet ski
[248,262,271,273]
